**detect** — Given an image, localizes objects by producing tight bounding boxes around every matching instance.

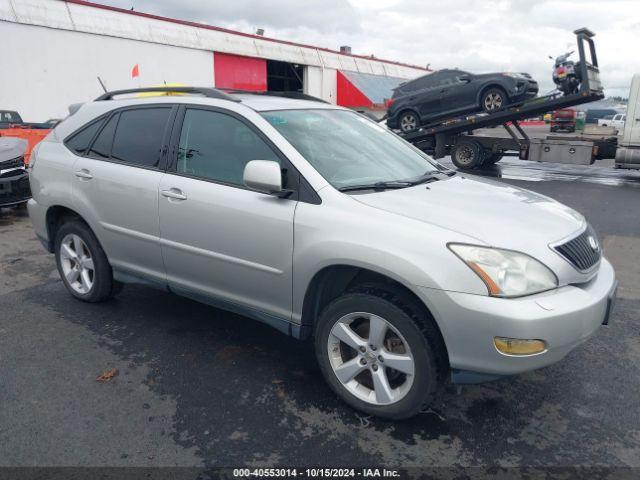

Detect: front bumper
[0,168,31,207]
[512,80,539,100]
[417,258,616,378]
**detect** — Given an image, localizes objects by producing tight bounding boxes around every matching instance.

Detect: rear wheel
[483,151,503,165]
[315,291,439,419]
[481,87,507,113]
[451,138,483,169]
[398,111,419,133]
[54,220,120,302]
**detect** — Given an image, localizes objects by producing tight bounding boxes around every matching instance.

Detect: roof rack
[95,86,240,102]
[223,89,329,104]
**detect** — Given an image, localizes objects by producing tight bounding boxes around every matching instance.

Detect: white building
[0,0,429,121]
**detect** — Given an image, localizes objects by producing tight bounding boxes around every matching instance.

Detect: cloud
[101,0,640,97]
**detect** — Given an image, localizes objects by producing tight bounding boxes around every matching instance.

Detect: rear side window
[403,75,434,92]
[88,114,118,159]
[111,108,172,168]
[66,119,105,155]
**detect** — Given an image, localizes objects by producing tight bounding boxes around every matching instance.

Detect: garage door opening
[267,60,303,92]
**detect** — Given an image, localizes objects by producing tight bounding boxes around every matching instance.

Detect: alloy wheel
[484,92,503,110]
[327,312,415,405]
[400,113,417,132]
[59,233,95,294]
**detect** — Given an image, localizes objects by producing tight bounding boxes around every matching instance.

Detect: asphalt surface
[1,153,640,474]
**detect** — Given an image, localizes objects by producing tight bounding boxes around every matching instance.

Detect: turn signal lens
[494,337,547,355]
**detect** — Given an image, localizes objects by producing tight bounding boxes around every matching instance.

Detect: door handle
[161,188,187,201]
[74,169,93,180]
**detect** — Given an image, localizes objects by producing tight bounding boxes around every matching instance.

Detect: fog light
[494,337,547,355]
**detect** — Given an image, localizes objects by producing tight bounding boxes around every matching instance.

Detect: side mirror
[243,160,283,195]
[458,75,471,83]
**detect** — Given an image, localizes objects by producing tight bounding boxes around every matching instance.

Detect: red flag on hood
[131,64,140,78]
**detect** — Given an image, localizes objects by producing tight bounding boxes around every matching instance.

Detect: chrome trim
[548,223,601,274]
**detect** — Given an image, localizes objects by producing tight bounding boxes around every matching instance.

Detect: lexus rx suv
[387,69,539,133]
[28,87,615,419]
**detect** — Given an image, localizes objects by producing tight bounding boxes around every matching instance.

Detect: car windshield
[261,109,442,190]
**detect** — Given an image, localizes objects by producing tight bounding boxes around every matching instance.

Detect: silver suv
[28,87,617,419]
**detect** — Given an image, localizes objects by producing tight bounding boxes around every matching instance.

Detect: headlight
[448,244,557,297]
[503,72,528,79]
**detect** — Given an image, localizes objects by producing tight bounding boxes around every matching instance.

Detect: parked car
[0,137,30,207]
[387,69,539,132]
[550,108,576,132]
[28,87,616,419]
[598,113,625,130]
[585,108,618,124]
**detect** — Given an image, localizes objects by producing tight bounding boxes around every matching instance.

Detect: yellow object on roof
[136,83,187,97]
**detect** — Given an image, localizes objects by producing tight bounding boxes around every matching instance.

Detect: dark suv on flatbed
[387,69,538,132]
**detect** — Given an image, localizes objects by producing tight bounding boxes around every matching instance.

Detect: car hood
[0,137,27,162]
[351,175,585,249]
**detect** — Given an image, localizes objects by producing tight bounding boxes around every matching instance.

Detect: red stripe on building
[336,71,373,108]
[214,53,267,91]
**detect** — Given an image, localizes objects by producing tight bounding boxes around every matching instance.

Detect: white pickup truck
[598,113,626,129]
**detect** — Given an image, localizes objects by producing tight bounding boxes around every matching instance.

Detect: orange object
[0,127,50,164]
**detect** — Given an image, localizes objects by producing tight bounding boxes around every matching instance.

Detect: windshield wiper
[338,170,454,192]
[338,180,414,192]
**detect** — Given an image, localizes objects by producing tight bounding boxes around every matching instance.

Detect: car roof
[54,90,343,141]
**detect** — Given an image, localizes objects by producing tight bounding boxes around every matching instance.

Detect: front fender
[291,197,488,322]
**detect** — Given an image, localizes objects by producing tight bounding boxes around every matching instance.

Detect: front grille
[0,155,24,171]
[553,225,601,271]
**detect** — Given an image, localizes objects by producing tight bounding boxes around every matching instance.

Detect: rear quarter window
[65,118,106,155]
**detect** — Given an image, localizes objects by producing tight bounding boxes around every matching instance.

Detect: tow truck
[397,28,607,169]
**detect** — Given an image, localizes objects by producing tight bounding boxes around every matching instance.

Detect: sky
[100,0,640,98]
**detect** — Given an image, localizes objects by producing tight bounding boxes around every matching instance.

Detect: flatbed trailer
[398,28,606,169]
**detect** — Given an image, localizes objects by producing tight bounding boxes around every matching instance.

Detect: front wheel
[481,88,507,113]
[315,291,439,419]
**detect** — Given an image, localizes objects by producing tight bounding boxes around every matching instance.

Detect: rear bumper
[0,169,31,207]
[386,114,399,129]
[417,258,617,378]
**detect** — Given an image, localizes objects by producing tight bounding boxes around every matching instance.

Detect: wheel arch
[300,264,450,373]
[476,82,509,106]
[45,205,91,253]
[396,108,421,124]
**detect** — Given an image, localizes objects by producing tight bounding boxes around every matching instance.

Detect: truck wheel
[314,290,439,420]
[481,88,507,112]
[451,138,483,169]
[398,111,419,133]
[483,151,503,165]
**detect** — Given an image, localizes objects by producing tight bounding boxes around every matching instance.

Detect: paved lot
[1,158,639,472]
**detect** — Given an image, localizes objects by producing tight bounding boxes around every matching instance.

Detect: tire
[480,87,507,113]
[483,151,503,165]
[398,110,420,133]
[451,138,483,169]
[314,289,440,420]
[54,220,120,302]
